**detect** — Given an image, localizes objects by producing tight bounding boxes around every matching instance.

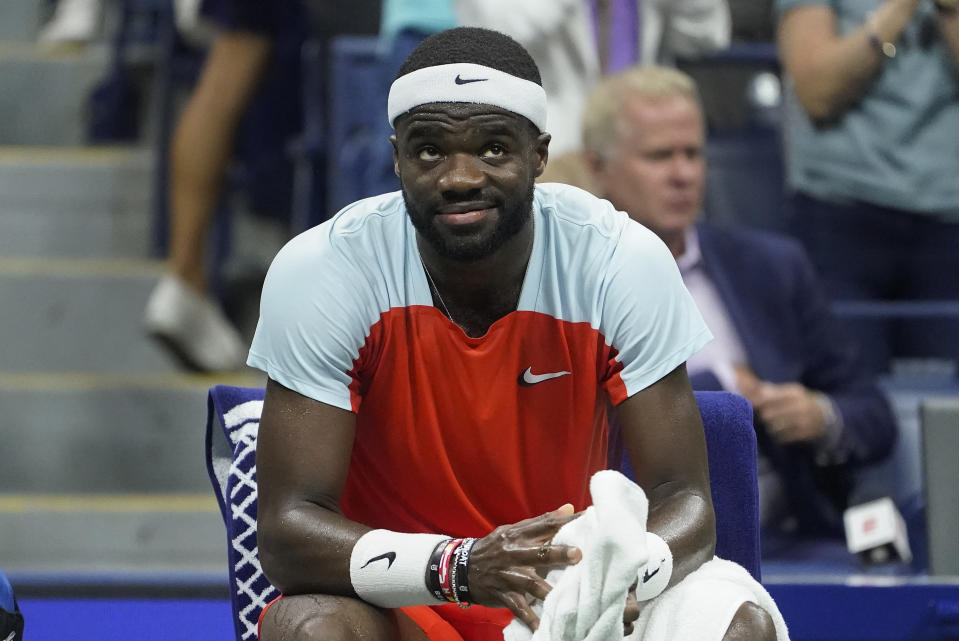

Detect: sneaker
[144,274,247,372]
[37,0,102,46]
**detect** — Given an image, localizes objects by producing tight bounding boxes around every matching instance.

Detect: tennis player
[248,26,779,641]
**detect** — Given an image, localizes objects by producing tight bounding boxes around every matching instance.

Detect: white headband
[387,63,548,131]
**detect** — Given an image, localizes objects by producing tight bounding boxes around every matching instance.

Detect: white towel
[503,470,649,641]
[502,470,790,641]
[627,557,789,641]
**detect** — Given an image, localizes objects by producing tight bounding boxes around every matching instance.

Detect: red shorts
[403,603,513,641]
[258,597,513,641]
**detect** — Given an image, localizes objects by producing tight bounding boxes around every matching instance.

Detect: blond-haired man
[555,65,898,537]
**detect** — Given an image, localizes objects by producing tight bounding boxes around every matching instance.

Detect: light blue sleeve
[599,221,712,398]
[247,229,379,411]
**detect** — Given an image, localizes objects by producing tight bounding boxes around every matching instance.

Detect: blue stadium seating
[324,35,399,216]
[704,128,787,232]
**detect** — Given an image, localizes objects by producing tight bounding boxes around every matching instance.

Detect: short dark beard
[403,179,535,262]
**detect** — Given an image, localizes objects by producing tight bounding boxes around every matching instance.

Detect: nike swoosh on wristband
[642,563,662,584]
[518,367,571,386]
[361,551,397,570]
[4,632,15,641]
[454,74,488,85]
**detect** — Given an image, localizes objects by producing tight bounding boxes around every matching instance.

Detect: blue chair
[206,387,759,641]
[618,391,761,580]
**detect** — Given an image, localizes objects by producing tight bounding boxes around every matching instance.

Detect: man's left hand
[624,581,640,636]
[748,381,826,444]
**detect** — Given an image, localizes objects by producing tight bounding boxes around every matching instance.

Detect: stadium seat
[618,391,761,580]
[703,128,787,233]
[324,35,400,216]
[205,386,760,641]
[289,34,401,233]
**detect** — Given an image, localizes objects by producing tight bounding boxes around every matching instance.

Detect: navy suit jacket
[688,222,897,533]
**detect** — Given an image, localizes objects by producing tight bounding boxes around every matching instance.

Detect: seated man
[248,26,782,641]
[574,65,897,537]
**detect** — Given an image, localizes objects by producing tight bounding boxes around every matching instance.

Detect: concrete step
[0,258,220,373]
[0,147,290,263]
[0,373,261,574]
[0,0,43,42]
[0,42,113,145]
[0,258,176,373]
[0,147,154,259]
[0,200,155,259]
[0,373,263,492]
[0,493,227,573]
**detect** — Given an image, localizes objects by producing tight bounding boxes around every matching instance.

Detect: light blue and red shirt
[249,182,710,537]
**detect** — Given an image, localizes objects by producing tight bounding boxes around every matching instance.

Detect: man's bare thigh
[260,594,430,641]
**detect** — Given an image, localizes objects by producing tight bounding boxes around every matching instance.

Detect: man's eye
[417,146,442,161]
[645,150,669,161]
[482,144,507,159]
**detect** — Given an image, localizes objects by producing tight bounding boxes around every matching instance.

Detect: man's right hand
[466,504,582,631]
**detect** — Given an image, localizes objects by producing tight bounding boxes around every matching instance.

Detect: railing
[832,301,959,319]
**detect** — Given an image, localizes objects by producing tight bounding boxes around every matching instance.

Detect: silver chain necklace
[421,259,455,323]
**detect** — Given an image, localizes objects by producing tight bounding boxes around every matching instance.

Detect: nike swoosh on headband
[454,74,488,85]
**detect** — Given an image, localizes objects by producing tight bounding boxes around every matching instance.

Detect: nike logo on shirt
[518,367,571,386]
[361,551,397,570]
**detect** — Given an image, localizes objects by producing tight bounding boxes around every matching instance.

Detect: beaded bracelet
[438,539,463,602]
[449,545,462,605]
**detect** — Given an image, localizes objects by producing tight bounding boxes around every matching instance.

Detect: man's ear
[390,135,400,177]
[533,132,551,178]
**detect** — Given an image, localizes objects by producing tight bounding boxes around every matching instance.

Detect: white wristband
[634,532,673,602]
[349,529,448,608]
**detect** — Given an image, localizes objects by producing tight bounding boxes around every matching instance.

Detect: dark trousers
[788,192,959,375]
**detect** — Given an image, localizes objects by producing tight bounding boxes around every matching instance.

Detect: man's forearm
[645,483,715,588]
[780,0,920,120]
[258,501,369,596]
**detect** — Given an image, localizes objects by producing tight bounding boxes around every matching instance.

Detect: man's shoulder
[264,191,409,296]
[696,223,816,296]
[535,182,625,238]
[698,222,806,262]
[534,183,676,274]
[327,190,408,238]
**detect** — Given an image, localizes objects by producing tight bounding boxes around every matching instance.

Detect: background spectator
[455,0,731,156]
[776,0,959,375]
[142,0,303,371]
[142,0,379,371]
[571,65,897,538]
